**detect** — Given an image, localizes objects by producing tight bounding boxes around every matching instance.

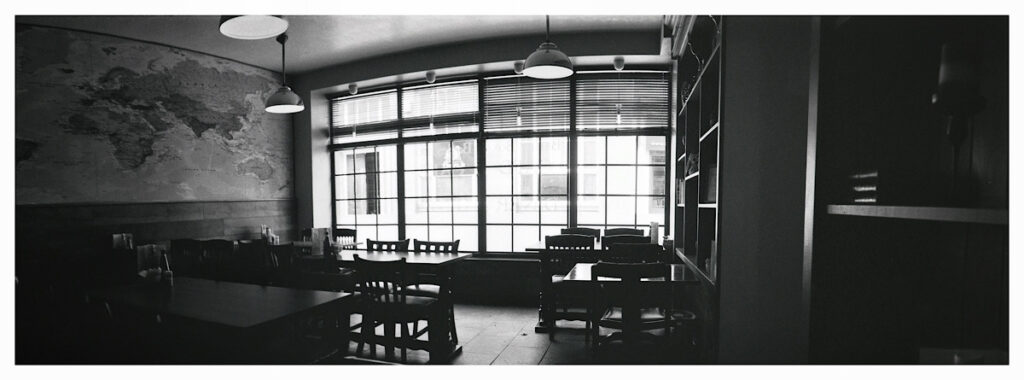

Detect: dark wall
[809,16,1009,363]
[717,16,815,363]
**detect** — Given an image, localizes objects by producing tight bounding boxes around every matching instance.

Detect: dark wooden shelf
[699,122,719,142]
[679,42,722,111]
[676,248,715,288]
[826,205,1008,225]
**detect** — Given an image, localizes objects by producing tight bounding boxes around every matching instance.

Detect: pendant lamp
[219,15,288,40]
[265,33,304,114]
[523,15,574,79]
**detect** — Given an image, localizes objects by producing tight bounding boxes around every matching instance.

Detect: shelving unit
[826,205,1007,225]
[674,15,722,284]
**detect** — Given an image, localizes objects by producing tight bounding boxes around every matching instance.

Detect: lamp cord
[279,34,288,86]
[545,15,551,42]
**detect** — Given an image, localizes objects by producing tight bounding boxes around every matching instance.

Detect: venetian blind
[402,80,479,137]
[483,76,570,132]
[575,72,669,130]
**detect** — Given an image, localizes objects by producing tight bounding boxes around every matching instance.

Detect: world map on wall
[15,25,293,204]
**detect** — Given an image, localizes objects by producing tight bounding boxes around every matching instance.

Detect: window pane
[486,167,512,195]
[450,139,477,168]
[335,151,355,174]
[452,197,478,224]
[379,172,398,198]
[487,225,512,252]
[405,143,427,170]
[453,226,477,251]
[486,139,511,166]
[429,141,451,169]
[577,196,605,225]
[512,167,539,195]
[404,172,428,197]
[540,226,564,241]
[577,166,605,195]
[376,145,398,171]
[335,175,353,199]
[352,174,368,198]
[428,170,452,197]
[486,197,512,224]
[513,138,539,165]
[337,201,356,225]
[540,196,568,225]
[637,136,666,165]
[356,226,377,241]
[353,147,375,173]
[429,225,454,242]
[452,172,478,196]
[378,199,399,224]
[540,137,568,165]
[512,196,539,224]
[636,196,666,227]
[540,166,568,195]
[577,136,605,165]
[429,198,453,224]
[355,200,378,224]
[405,198,428,223]
[606,166,636,195]
[406,225,428,241]
[606,196,636,225]
[378,225,399,241]
[636,166,666,195]
[606,136,637,164]
[512,226,540,252]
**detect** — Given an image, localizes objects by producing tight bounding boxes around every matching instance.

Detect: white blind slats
[484,78,570,132]
[330,91,399,128]
[575,74,669,130]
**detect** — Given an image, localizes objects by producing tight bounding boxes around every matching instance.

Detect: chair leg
[448,305,458,344]
[384,321,395,361]
[401,321,409,364]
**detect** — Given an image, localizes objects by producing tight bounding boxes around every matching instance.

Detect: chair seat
[364,295,441,322]
[601,307,667,323]
[404,283,441,297]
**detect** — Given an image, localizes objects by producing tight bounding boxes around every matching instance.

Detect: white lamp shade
[220,16,288,40]
[523,42,574,79]
[265,86,304,114]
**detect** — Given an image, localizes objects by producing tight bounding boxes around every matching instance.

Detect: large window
[485,137,569,253]
[329,71,670,254]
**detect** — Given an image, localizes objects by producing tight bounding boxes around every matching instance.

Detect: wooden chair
[366,239,410,252]
[604,227,644,237]
[603,242,665,263]
[168,239,203,278]
[405,240,460,343]
[200,239,235,281]
[540,234,599,338]
[334,228,358,247]
[236,240,276,285]
[560,227,601,242]
[588,262,673,357]
[352,256,442,363]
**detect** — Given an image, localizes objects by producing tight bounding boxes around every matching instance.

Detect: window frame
[328,68,672,256]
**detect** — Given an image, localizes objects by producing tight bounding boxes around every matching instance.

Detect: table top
[285,241,363,248]
[563,263,692,282]
[88,277,350,329]
[299,250,473,266]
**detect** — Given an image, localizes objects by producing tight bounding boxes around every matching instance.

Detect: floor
[338,303,697,365]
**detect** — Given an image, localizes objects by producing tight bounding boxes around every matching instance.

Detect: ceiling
[17,15,666,75]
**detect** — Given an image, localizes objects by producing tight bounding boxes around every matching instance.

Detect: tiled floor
[339,303,696,365]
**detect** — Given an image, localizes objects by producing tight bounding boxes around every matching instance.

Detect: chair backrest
[200,239,235,278]
[237,240,276,282]
[545,234,595,250]
[602,235,652,251]
[591,262,670,311]
[604,228,644,237]
[603,242,665,263]
[135,244,166,273]
[300,228,313,241]
[367,239,410,252]
[541,235,599,280]
[560,227,601,242]
[334,228,357,243]
[413,239,460,253]
[353,256,408,306]
[168,239,203,276]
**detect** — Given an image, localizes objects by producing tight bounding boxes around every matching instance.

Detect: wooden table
[563,263,692,283]
[88,277,351,363]
[298,249,472,363]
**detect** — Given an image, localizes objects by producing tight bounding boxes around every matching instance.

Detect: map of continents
[15,25,293,204]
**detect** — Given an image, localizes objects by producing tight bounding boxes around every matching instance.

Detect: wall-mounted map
[15,25,293,204]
